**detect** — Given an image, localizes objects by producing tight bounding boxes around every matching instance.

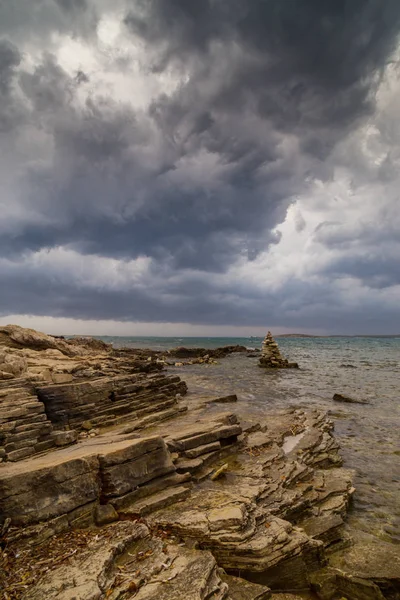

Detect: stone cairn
[258,331,299,369]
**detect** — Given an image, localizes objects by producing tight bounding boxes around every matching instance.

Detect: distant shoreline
[276,333,400,338]
[63,333,400,339]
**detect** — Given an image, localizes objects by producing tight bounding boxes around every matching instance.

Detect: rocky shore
[0,326,399,600]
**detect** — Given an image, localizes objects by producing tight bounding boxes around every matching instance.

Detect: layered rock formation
[259,332,299,369]
[0,326,188,463]
[36,372,187,431]
[0,404,359,597]
[3,520,271,600]
[0,325,398,600]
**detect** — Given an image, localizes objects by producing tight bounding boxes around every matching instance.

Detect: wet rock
[210,463,229,480]
[328,535,400,600]
[209,394,238,404]
[333,393,370,405]
[169,345,247,359]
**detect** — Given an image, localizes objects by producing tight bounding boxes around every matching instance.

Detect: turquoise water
[97,335,400,543]
[92,335,265,350]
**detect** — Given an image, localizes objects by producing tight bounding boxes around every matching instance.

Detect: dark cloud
[0,0,97,43]
[0,1,400,330]
[0,39,21,93]
[126,0,400,133]
[0,254,398,334]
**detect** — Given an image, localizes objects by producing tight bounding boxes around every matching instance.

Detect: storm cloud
[1,0,400,333]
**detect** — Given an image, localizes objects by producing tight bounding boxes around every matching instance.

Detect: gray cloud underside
[1,262,397,334]
[1,0,400,331]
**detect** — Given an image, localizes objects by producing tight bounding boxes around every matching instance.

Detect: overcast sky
[1,0,400,336]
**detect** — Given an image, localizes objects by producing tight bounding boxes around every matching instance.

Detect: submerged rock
[169,345,247,359]
[333,393,370,405]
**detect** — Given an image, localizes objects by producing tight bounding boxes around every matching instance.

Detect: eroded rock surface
[0,325,397,600]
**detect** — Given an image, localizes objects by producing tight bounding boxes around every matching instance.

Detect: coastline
[0,326,399,599]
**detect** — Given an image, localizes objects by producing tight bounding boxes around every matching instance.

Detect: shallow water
[102,335,400,544]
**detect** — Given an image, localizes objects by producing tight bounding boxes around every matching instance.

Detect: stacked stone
[258,331,298,368]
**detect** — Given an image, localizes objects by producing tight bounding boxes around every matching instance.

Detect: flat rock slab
[119,485,191,516]
[100,437,174,498]
[329,537,400,583]
[222,574,271,599]
[0,455,100,525]
[0,434,175,525]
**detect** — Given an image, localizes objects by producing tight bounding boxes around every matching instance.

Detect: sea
[95,335,400,545]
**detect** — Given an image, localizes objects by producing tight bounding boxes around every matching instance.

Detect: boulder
[0,324,80,357]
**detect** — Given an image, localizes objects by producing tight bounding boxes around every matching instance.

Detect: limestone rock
[18,521,230,600]
[66,336,112,352]
[333,393,370,405]
[37,372,187,430]
[326,535,400,600]
[258,332,299,369]
[94,503,119,525]
[209,394,238,404]
[210,463,229,480]
[52,429,78,447]
[99,436,175,498]
[222,574,271,599]
[169,345,247,359]
[51,372,73,384]
[0,370,15,380]
[0,324,81,357]
[0,455,100,525]
[0,348,27,378]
